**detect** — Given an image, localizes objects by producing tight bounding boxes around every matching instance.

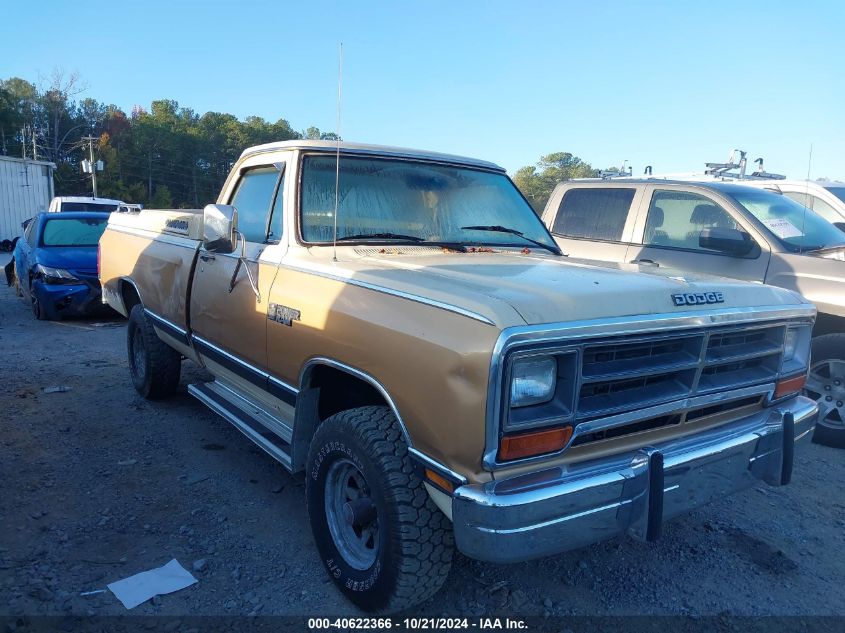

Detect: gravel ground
[1,252,843,619]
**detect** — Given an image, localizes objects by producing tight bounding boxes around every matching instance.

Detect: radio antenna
[332,42,343,262]
[800,143,813,254]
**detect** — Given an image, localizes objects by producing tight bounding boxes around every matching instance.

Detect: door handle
[200,254,215,262]
[631,258,659,267]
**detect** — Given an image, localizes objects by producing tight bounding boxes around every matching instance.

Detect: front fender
[766,253,845,318]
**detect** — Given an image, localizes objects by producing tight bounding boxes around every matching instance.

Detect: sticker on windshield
[761,218,803,239]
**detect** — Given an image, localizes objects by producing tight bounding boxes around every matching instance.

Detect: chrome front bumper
[452,396,818,564]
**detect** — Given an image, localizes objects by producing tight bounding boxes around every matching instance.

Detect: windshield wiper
[460,225,561,255]
[337,232,467,252]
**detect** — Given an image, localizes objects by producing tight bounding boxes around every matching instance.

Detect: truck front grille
[574,323,785,421]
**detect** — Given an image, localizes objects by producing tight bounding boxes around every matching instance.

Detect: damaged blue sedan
[10,211,113,320]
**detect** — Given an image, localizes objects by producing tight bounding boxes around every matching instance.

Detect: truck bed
[99,208,203,334]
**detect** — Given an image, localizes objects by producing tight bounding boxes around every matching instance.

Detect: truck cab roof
[240,140,506,173]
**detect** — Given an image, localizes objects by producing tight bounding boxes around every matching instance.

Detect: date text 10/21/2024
[307,617,528,630]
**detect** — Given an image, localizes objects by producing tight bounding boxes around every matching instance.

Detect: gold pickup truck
[99,140,819,612]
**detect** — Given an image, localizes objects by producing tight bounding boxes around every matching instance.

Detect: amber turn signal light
[424,468,455,494]
[774,374,807,399]
[499,426,573,461]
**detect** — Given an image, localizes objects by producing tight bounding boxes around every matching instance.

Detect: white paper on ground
[107,559,198,609]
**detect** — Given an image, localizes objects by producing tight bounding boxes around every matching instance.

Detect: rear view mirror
[834,221,845,234]
[203,204,238,253]
[699,227,757,257]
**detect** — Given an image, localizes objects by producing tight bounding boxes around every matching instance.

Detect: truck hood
[297,247,807,328]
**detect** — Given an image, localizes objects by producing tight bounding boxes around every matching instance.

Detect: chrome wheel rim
[805,359,845,430]
[324,458,378,570]
[130,328,146,382]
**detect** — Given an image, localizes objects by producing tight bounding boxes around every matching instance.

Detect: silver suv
[542,179,845,447]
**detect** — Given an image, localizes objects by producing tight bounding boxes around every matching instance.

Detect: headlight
[35,264,78,284]
[781,325,812,375]
[510,357,557,408]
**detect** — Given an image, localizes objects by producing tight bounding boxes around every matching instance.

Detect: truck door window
[551,188,634,241]
[644,191,738,251]
[229,167,280,243]
[266,166,285,244]
[783,192,841,224]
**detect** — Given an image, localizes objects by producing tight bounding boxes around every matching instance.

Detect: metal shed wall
[0,156,55,242]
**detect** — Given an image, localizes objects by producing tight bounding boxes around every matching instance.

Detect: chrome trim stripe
[268,376,298,407]
[144,309,189,345]
[574,383,773,437]
[194,336,267,389]
[282,264,496,326]
[192,335,299,406]
[483,304,816,470]
[298,357,413,447]
[408,448,469,486]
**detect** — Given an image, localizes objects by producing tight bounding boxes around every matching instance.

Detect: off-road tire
[807,334,845,448]
[127,304,181,399]
[306,405,454,613]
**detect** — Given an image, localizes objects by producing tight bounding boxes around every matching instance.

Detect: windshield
[725,188,845,252]
[300,155,557,250]
[41,218,108,247]
[825,187,845,205]
[60,202,119,212]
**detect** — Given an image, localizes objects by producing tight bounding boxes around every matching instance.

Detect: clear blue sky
[3,1,844,179]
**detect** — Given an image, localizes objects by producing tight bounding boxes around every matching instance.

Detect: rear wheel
[127,304,181,399]
[306,406,453,612]
[805,334,845,448]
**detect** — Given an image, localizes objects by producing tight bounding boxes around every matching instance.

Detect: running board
[188,381,293,471]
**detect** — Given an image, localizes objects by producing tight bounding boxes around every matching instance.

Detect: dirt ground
[1,252,843,620]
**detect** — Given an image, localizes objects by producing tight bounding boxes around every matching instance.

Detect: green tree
[150,184,174,208]
[513,152,598,212]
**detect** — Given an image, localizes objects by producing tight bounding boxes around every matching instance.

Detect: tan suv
[542,179,845,448]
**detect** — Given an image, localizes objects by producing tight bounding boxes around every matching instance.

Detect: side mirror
[203,204,237,253]
[699,227,757,257]
[834,221,845,234]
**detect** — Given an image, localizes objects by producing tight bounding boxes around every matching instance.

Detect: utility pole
[82,135,98,197]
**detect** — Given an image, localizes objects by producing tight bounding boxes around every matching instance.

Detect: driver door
[190,165,285,393]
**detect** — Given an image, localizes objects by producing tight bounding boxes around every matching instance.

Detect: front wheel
[805,334,845,448]
[306,406,454,612]
[127,304,181,399]
[30,286,48,320]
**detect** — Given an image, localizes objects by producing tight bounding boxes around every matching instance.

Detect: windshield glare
[300,155,556,249]
[41,218,108,247]
[726,188,845,252]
